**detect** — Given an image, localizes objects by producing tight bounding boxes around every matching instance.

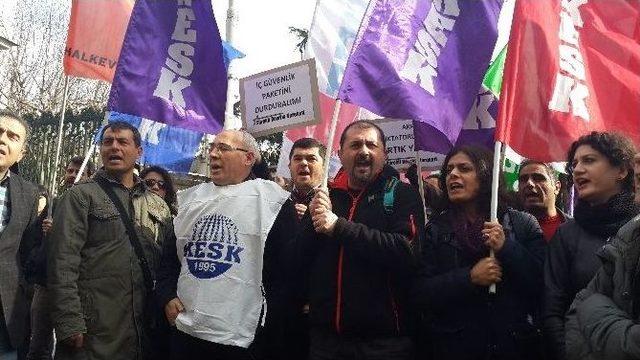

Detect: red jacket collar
[330,167,386,192]
[331,169,350,191]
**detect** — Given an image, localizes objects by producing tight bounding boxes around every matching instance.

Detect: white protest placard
[240,59,321,137]
[374,119,446,171]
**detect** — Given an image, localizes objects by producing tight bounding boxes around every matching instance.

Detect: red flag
[63,0,134,82]
[496,0,640,162]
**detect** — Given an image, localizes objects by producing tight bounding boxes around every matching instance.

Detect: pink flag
[63,0,134,82]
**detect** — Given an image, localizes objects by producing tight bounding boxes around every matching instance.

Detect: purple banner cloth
[414,85,498,153]
[340,0,502,148]
[108,0,227,134]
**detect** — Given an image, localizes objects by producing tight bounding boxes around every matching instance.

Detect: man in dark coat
[0,111,41,359]
[263,137,326,360]
[301,120,425,360]
[47,121,174,360]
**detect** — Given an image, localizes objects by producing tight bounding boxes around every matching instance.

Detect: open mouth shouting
[574,177,590,191]
[106,154,124,165]
[524,189,542,202]
[354,157,372,173]
[448,181,464,193]
[297,168,311,179]
[210,163,223,173]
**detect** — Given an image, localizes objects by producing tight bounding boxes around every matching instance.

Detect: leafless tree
[0,0,110,116]
[288,26,309,60]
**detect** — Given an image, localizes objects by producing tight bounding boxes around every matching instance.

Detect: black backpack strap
[96,178,155,293]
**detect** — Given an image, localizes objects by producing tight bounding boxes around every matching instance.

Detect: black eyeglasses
[210,142,249,153]
[144,178,166,189]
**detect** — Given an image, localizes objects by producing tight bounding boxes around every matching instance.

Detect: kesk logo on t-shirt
[183,214,244,279]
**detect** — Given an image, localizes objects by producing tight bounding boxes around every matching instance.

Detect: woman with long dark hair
[544,131,638,360]
[140,165,178,216]
[413,145,546,360]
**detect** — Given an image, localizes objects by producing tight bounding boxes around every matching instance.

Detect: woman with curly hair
[544,131,639,360]
[413,145,546,360]
[140,165,178,216]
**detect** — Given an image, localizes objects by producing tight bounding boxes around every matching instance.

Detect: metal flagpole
[50,75,70,198]
[74,143,96,184]
[488,141,503,294]
[74,112,109,184]
[321,99,342,188]
[415,151,427,222]
[568,185,575,217]
[224,0,241,130]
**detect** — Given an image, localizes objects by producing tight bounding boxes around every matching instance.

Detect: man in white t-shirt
[156,129,289,360]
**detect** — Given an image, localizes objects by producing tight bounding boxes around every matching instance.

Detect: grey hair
[238,130,261,165]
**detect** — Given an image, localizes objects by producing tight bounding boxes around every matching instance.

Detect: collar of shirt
[0,171,11,187]
[95,170,145,195]
[290,185,316,205]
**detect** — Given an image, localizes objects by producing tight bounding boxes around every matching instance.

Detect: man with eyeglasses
[157,129,290,359]
[47,121,175,359]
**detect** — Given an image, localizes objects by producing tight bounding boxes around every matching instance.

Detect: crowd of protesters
[1,109,640,360]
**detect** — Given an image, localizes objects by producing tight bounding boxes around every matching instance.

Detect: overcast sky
[1,0,513,76]
[212,0,316,77]
[0,0,316,77]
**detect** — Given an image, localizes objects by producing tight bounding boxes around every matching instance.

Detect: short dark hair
[100,121,142,147]
[519,159,557,182]
[0,110,31,145]
[289,137,327,161]
[566,131,636,193]
[339,120,386,150]
[67,155,95,176]
[140,165,178,215]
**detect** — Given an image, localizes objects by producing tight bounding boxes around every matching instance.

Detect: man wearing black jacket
[263,137,326,360]
[302,120,424,360]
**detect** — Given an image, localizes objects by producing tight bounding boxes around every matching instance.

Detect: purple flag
[108,0,227,134]
[415,84,498,153]
[339,0,502,150]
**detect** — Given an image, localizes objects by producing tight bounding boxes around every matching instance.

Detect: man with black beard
[299,120,424,360]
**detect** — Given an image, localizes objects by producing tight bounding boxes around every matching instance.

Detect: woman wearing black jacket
[413,146,546,360]
[544,131,638,360]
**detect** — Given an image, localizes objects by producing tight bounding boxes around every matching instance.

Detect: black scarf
[448,210,488,260]
[573,192,639,238]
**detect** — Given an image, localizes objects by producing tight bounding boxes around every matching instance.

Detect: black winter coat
[262,198,310,360]
[413,209,546,360]
[565,215,640,360]
[298,165,424,338]
[543,219,610,359]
